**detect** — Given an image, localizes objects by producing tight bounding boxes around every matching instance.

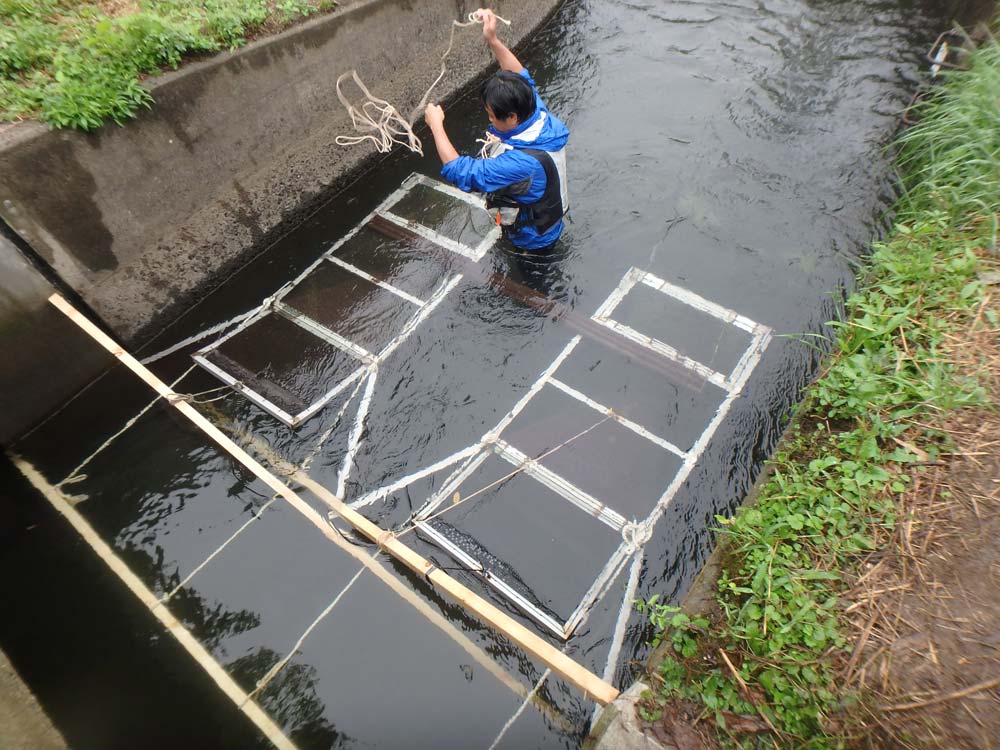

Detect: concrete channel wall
[0,233,109,445]
[0,648,66,750]
[0,0,560,443]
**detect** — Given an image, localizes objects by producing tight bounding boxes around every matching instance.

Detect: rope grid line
[58,363,199,488]
[160,497,278,603]
[165,382,237,405]
[394,414,612,539]
[301,369,372,472]
[334,11,510,156]
[137,306,261,365]
[244,564,369,703]
[487,668,551,750]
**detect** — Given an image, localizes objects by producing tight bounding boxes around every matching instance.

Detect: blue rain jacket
[441,69,570,250]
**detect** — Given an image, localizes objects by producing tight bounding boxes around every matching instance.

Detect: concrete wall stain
[2,139,116,274]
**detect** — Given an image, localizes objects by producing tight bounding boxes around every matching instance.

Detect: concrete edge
[0,648,67,750]
[0,0,373,151]
[0,0,566,346]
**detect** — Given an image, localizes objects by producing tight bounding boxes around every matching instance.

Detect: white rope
[300,370,370,472]
[334,11,511,156]
[165,383,236,405]
[487,668,550,750]
[475,130,503,159]
[139,307,260,365]
[57,364,198,488]
[602,552,643,685]
[412,12,512,124]
[397,414,611,537]
[159,497,278,603]
[334,70,424,154]
[244,564,368,702]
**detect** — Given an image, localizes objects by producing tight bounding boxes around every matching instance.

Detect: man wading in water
[424,8,570,253]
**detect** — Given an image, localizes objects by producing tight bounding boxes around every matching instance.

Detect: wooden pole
[11,455,299,750]
[49,293,620,706]
[204,409,574,731]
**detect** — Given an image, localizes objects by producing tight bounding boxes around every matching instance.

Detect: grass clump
[896,39,1000,247]
[0,0,337,130]
[639,32,998,750]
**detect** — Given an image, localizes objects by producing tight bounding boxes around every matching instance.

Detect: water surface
[2,0,952,746]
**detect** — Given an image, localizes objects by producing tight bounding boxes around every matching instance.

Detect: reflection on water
[3,0,958,746]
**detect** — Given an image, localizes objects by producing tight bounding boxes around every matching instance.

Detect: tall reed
[896,36,1000,247]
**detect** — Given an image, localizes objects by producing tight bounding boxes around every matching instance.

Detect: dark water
[1,0,959,746]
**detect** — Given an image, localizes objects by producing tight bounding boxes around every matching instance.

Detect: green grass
[0,0,336,130]
[896,39,1000,248]
[639,33,999,750]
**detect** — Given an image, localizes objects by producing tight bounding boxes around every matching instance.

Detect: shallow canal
[1,0,959,746]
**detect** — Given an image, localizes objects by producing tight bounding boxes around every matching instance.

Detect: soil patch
[95,0,139,18]
[849,272,1000,748]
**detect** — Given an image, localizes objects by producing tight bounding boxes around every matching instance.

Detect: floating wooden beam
[49,292,620,707]
[10,456,299,750]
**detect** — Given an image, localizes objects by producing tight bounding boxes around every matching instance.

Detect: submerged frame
[193,170,772,641]
[351,267,773,638]
[193,173,500,426]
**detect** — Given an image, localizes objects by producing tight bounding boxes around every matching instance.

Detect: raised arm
[424,104,459,165]
[478,8,524,73]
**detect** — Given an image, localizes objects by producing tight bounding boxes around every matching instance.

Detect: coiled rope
[334,11,511,156]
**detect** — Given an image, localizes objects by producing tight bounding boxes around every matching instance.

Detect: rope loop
[334,13,512,156]
[335,70,423,155]
[621,522,650,551]
[166,381,241,405]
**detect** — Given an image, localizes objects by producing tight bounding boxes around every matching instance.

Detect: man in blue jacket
[424,8,570,252]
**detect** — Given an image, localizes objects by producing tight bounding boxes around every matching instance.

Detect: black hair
[479,71,536,123]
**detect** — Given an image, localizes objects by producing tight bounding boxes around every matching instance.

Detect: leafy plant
[642,36,998,748]
[0,19,59,75]
[636,596,709,655]
[275,0,318,23]
[0,0,337,128]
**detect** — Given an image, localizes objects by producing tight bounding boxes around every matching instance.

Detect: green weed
[0,0,337,129]
[0,19,59,76]
[641,36,998,750]
[274,0,319,23]
[896,40,1000,247]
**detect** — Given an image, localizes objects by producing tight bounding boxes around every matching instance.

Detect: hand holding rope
[334,10,511,156]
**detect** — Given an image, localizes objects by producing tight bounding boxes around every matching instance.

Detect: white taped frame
[47,291,620,707]
[193,173,492,427]
[347,268,772,642]
[587,270,772,688]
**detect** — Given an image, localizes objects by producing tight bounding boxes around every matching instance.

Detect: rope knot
[375,528,395,549]
[622,521,650,550]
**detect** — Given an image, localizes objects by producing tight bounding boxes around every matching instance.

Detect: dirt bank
[849,279,1000,748]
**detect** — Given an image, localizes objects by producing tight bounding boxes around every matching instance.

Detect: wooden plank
[206,410,572,730]
[249,443,621,706]
[48,293,620,707]
[11,456,299,750]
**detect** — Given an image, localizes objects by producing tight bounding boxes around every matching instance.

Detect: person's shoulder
[517,68,539,89]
